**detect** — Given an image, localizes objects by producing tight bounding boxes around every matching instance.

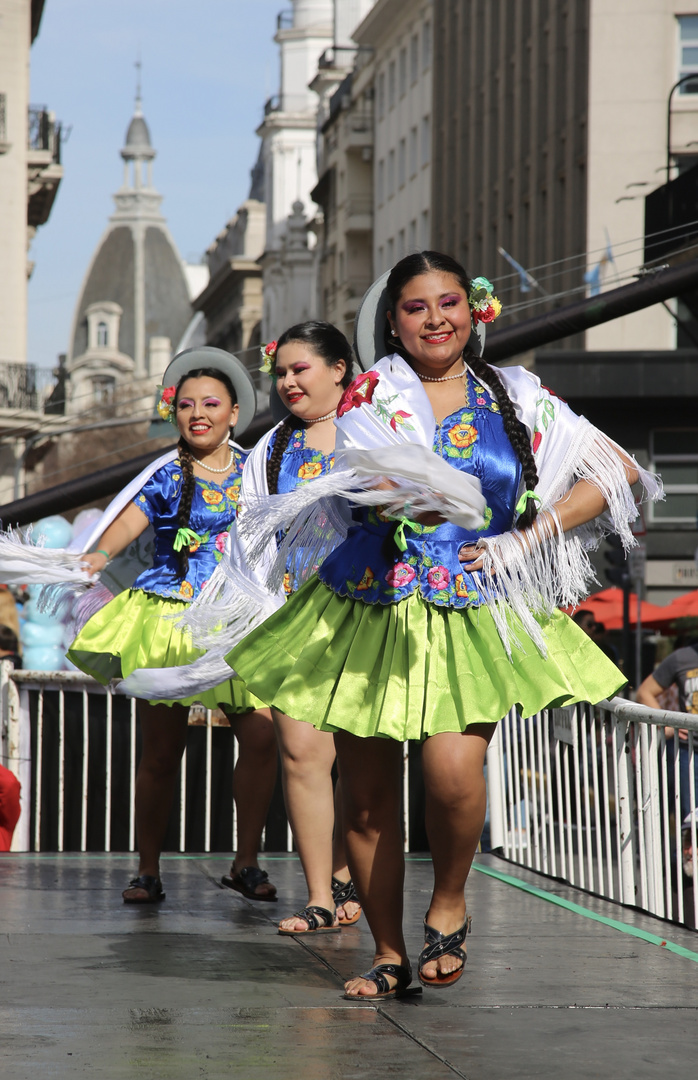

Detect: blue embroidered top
[267,424,335,592]
[317,373,522,608]
[131,451,246,601]
[267,424,335,494]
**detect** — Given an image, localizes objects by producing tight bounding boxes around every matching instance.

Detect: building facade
[0,0,64,501]
[356,0,434,277]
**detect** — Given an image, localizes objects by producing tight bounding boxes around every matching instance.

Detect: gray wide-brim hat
[162,346,257,436]
[353,270,487,370]
[268,349,369,424]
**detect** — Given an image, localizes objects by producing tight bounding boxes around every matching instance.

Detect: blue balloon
[23,599,62,626]
[34,515,73,549]
[22,645,65,671]
[21,621,64,647]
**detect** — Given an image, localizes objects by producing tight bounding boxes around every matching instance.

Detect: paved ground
[1,852,696,1079]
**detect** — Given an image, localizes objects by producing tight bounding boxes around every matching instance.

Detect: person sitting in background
[637,640,698,821]
[672,808,697,930]
[0,625,22,669]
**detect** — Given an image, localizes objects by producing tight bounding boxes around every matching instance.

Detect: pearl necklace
[416,365,468,383]
[305,409,337,425]
[192,447,235,474]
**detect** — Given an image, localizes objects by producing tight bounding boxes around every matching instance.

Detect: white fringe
[178,557,284,652]
[473,510,597,658]
[115,649,235,700]
[546,426,662,551]
[0,528,94,586]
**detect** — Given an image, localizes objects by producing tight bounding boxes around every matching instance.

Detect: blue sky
[27,0,282,371]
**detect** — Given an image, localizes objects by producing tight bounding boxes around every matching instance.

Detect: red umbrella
[565,588,669,630]
[650,588,698,624]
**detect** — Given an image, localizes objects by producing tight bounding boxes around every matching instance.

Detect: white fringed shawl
[116,355,662,699]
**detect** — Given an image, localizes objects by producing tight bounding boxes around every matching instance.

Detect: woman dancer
[69,347,278,904]
[246,321,361,933]
[225,252,660,997]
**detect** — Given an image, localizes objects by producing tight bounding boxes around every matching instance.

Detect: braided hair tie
[515,490,542,516]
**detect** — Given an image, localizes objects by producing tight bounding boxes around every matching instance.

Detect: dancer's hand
[81,551,108,576]
[458,541,486,571]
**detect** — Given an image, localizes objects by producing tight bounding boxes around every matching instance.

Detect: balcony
[27,106,64,229]
[345,195,373,234]
[0,361,58,434]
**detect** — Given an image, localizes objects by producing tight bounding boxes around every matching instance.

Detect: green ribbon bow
[173,527,202,552]
[393,517,422,553]
[515,490,542,516]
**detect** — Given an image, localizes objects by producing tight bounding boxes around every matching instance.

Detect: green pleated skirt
[68,588,263,712]
[226,578,626,740]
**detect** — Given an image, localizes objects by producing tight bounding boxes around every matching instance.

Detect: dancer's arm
[459,452,640,573]
[81,503,150,575]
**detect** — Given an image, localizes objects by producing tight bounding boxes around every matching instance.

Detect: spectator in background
[0,764,21,851]
[637,640,698,821]
[672,808,697,930]
[0,625,22,669]
[572,609,596,636]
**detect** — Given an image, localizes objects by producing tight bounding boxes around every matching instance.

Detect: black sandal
[221,865,278,902]
[331,876,362,925]
[343,962,419,1000]
[418,913,472,988]
[278,905,340,935]
[122,875,165,904]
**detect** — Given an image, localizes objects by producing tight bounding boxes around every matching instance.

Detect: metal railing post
[616,719,637,906]
[486,723,505,850]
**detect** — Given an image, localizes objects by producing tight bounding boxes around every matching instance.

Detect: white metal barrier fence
[2,664,696,930]
[485,697,698,930]
[0,664,253,855]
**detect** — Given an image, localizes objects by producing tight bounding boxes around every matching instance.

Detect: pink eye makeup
[177,398,195,408]
[402,300,427,314]
[203,397,222,407]
[440,294,462,308]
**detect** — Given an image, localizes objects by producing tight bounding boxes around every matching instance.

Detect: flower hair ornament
[259,340,278,379]
[468,277,502,325]
[157,385,177,426]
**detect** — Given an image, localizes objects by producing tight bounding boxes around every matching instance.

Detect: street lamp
[666,73,698,184]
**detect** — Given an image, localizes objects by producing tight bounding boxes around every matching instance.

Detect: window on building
[423,20,432,70]
[409,219,417,251]
[421,115,431,167]
[678,15,698,93]
[398,229,406,261]
[409,126,417,177]
[97,321,109,347]
[388,60,396,109]
[378,245,384,273]
[421,209,430,248]
[650,429,698,522]
[398,138,406,187]
[399,47,407,97]
[411,34,419,83]
[377,158,385,205]
[388,149,395,197]
[92,376,115,404]
[377,72,386,118]
[387,237,395,267]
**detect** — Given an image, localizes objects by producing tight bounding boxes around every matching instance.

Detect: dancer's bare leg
[273,708,338,930]
[227,707,278,897]
[132,702,189,880]
[335,731,406,997]
[420,725,494,980]
[332,778,361,923]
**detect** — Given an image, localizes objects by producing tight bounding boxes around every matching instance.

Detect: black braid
[176,436,197,578]
[467,350,539,528]
[266,417,297,495]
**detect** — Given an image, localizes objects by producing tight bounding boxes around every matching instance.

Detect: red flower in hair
[337,371,380,417]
